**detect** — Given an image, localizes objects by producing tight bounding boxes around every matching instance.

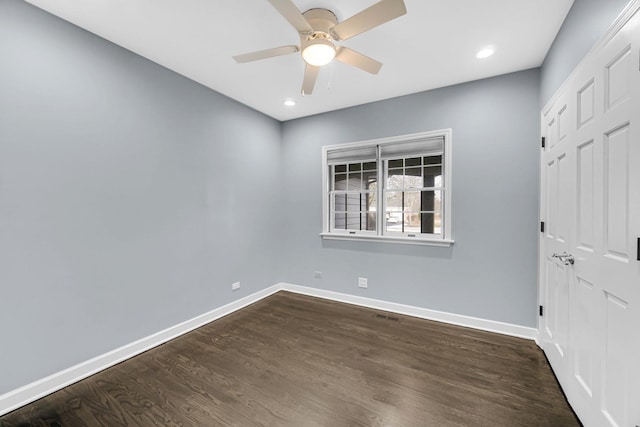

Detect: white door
[540,9,640,427]
[540,89,574,382]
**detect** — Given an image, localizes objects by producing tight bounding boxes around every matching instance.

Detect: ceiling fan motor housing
[301,8,338,43]
[300,8,339,66]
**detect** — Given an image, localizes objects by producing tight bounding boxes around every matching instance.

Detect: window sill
[320,233,454,247]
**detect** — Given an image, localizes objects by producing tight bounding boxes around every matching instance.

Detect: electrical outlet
[314,271,323,278]
[232,282,240,291]
[358,277,368,288]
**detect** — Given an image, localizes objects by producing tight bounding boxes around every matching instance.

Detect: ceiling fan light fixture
[302,38,336,66]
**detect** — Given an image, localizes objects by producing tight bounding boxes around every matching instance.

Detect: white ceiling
[25,0,574,121]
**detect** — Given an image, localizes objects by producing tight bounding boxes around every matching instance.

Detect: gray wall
[0,0,283,395]
[540,0,631,106]
[281,69,541,328]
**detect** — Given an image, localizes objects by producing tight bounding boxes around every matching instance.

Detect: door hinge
[539,305,544,317]
[541,137,546,148]
[637,237,639,261]
[540,222,545,233]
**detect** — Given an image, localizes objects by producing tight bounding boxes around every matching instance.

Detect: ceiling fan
[233,0,407,95]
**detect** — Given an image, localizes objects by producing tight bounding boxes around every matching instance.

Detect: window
[322,130,453,246]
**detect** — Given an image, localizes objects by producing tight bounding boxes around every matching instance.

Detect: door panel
[548,117,557,150]
[553,263,569,358]
[576,140,595,250]
[546,159,557,239]
[601,292,629,427]
[578,79,596,129]
[558,105,569,142]
[573,277,594,397]
[603,125,629,260]
[544,258,555,339]
[604,45,631,110]
[557,153,570,243]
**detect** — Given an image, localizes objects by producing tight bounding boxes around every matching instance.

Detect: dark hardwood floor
[0,291,580,426]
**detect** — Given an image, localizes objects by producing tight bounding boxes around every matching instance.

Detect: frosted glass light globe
[302,40,336,66]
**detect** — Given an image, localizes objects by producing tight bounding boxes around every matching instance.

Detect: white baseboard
[0,284,282,417]
[279,283,538,341]
[1,282,538,417]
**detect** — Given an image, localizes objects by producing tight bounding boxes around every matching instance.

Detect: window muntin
[322,130,452,245]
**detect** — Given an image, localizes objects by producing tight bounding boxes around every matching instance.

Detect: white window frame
[321,129,454,246]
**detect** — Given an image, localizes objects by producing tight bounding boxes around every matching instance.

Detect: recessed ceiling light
[284,99,296,107]
[476,47,495,59]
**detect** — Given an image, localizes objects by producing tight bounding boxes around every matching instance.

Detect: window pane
[334,173,347,191]
[346,193,361,212]
[363,161,376,171]
[405,157,421,167]
[335,164,347,173]
[363,170,377,188]
[367,212,377,232]
[388,159,403,168]
[418,212,443,235]
[385,211,403,232]
[385,191,402,210]
[333,193,347,212]
[334,212,346,229]
[403,191,421,211]
[405,167,421,177]
[364,192,377,212]
[405,168,422,188]
[405,213,422,233]
[387,170,403,189]
[385,190,403,232]
[433,212,442,234]
[418,190,441,212]
[423,166,442,187]
[348,173,362,190]
[346,213,360,230]
[349,163,361,172]
[423,155,442,165]
[420,212,434,234]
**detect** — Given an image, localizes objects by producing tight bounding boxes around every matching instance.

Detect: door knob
[552,252,575,266]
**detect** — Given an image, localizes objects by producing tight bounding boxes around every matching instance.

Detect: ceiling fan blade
[301,64,321,95]
[233,45,299,63]
[335,47,382,74]
[331,0,407,41]
[267,0,313,33]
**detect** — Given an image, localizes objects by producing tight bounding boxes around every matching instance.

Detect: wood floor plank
[0,291,580,426]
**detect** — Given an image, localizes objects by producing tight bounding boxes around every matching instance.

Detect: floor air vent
[375,314,399,321]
